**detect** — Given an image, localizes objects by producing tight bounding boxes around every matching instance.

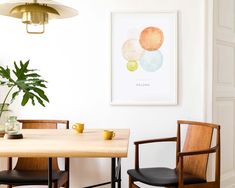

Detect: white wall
[0,0,207,187]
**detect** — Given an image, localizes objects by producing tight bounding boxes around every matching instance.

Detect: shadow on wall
[70,158,111,188]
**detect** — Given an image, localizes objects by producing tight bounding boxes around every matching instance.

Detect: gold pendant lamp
[0,0,78,34]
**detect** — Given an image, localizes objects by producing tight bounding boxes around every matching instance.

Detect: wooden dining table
[0,129,130,188]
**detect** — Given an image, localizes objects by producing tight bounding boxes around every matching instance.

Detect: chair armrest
[178,146,218,157]
[134,137,177,145]
[177,145,219,187]
[134,137,177,169]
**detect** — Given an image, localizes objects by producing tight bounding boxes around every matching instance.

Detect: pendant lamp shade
[0,0,78,34]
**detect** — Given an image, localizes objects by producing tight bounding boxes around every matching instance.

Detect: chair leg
[129,176,133,188]
[59,180,69,188]
[62,181,69,188]
[129,176,140,188]
[65,180,69,188]
[53,182,58,188]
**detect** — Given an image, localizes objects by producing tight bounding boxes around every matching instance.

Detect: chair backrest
[177,120,220,180]
[13,120,69,171]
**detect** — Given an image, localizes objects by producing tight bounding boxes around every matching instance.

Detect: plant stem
[0,86,15,118]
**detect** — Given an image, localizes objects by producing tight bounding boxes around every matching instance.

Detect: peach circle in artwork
[122,39,144,61]
[139,27,164,51]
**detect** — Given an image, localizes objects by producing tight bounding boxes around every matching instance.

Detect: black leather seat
[0,170,67,185]
[127,167,206,187]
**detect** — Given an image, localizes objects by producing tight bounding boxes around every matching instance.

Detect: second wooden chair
[127,120,220,188]
[0,119,70,188]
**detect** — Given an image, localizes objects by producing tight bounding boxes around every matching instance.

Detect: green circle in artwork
[127,60,138,72]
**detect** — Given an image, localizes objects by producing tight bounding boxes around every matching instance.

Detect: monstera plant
[0,60,49,119]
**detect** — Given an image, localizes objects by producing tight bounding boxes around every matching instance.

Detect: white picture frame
[111,12,178,105]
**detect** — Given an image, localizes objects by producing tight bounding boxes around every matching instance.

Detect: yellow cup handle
[72,125,76,129]
[112,132,115,138]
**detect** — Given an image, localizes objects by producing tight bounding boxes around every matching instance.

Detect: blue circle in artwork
[139,50,163,72]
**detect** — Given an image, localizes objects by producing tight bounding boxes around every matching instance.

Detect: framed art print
[111,12,178,105]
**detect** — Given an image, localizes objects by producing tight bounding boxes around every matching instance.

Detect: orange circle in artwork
[139,27,164,51]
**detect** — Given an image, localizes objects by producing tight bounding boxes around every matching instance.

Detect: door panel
[215,43,234,85]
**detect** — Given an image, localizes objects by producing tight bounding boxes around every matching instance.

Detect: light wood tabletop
[0,129,130,158]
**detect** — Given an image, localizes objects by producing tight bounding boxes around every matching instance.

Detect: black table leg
[117,158,121,188]
[48,157,52,188]
[111,158,116,188]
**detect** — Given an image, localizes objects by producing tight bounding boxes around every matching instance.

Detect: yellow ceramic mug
[103,130,115,140]
[72,123,84,133]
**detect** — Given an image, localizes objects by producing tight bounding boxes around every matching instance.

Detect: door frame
[204,0,214,123]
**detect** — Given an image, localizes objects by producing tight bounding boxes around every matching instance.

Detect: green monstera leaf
[0,60,49,117]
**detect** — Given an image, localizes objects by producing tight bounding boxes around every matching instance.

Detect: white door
[213,0,235,187]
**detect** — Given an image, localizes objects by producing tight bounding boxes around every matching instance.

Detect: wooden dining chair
[127,120,221,188]
[0,119,70,188]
